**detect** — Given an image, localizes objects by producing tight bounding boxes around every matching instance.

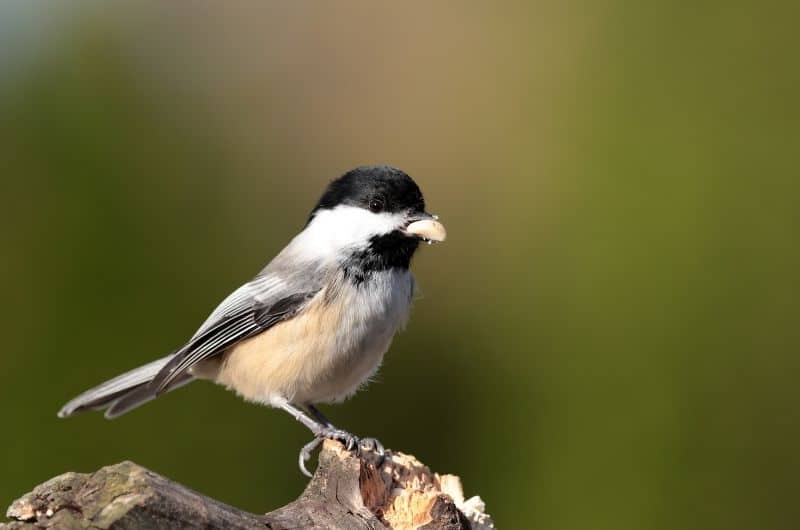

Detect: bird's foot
[318,426,360,451]
[357,437,387,470]
[297,427,358,477]
[358,436,385,457]
[297,428,386,477]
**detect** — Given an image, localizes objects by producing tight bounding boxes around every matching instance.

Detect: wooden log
[2,440,494,529]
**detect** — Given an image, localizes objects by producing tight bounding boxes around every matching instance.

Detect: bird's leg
[306,404,334,427]
[282,402,359,449]
[280,402,360,477]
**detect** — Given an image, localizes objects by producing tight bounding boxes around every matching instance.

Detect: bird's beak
[404,212,447,243]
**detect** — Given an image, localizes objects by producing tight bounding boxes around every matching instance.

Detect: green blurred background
[1,2,798,528]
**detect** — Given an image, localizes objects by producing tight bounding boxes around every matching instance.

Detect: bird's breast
[205,269,415,406]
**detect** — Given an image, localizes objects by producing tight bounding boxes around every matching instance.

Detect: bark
[2,440,494,530]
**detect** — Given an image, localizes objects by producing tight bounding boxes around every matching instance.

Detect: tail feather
[58,355,193,419]
[104,373,193,419]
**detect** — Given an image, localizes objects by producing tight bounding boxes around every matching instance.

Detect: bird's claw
[297,427,359,477]
[358,437,387,467]
[318,427,359,451]
[298,437,324,478]
[296,428,386,477]
[358,437,385,456]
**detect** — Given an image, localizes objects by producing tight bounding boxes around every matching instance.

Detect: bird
[58,165,446,476]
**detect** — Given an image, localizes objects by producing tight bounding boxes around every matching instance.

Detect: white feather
[292,205,406,262]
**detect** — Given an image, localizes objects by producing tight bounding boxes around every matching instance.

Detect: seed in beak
[406,219,447,243]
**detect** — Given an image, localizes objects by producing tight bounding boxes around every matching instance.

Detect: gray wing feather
[58,241,330,419]
[153,311,262,391]
[191,274,287,339]
[151,254,328,394]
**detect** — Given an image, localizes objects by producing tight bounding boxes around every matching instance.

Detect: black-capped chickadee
[58,165,446,475]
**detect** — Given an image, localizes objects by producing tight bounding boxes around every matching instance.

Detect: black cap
[311,165,425,219]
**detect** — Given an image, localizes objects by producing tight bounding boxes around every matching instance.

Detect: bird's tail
[57,355,194,420]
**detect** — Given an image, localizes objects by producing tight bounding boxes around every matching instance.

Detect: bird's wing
[190,272,290,340]
[151,256,327,394]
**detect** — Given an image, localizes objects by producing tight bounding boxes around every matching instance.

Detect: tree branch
[2,440,494,529]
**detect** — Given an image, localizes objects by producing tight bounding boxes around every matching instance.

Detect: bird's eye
[368,197,385,213]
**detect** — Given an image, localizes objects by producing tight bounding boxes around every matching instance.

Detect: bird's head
[302,166,446,270]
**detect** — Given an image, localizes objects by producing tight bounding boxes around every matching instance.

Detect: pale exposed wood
[2,440,494,530]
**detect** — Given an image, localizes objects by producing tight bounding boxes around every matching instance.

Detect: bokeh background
[2,2,798,529]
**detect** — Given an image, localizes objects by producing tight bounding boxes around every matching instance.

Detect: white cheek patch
[298,205,406,259]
